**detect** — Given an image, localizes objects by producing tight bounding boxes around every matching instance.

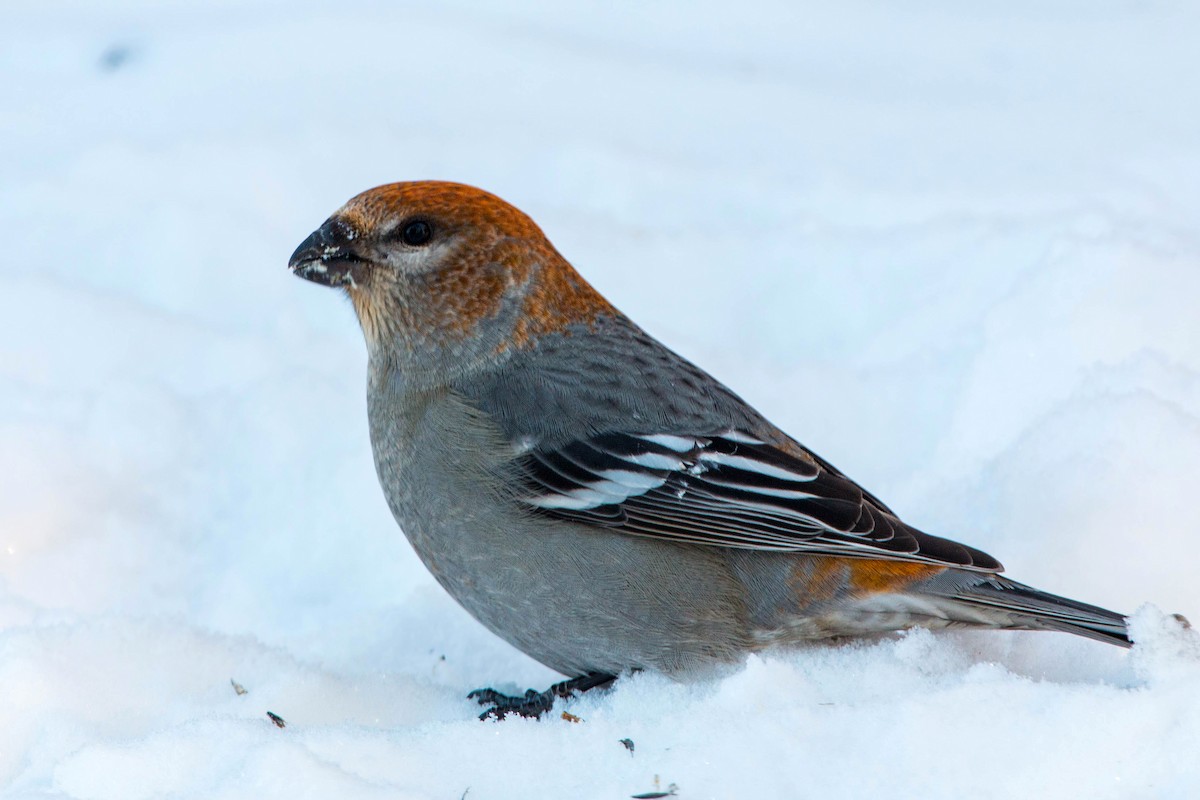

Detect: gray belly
[394,492,752,677]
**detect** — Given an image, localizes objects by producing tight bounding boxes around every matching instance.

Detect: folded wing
[517,430,1002,572]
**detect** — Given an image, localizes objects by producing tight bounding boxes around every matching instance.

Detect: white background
[3,1,1200,797]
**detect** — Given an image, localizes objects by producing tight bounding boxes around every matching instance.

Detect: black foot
[468,672,616,720]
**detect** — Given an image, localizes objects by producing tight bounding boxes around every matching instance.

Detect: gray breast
[365,378,753,677]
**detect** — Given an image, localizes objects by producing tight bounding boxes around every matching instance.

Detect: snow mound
[3,1,1200,797]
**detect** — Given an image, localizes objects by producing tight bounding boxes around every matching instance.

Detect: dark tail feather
[937,576,1131,647]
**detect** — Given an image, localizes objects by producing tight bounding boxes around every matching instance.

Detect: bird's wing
[515,430,1002,572]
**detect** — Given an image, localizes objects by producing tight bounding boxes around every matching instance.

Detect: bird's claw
[468,687,555,720]
[467,672,618,721]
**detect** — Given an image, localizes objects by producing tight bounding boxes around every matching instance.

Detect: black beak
[288,217,367,287]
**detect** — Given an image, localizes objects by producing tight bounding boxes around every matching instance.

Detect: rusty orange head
[290,182,617,372]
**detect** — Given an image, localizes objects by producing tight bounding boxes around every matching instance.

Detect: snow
[3,1,1200,797]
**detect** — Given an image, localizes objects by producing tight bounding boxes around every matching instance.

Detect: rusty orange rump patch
[789,557,846,606]
[792,556,945,603]
[843,558,944,594]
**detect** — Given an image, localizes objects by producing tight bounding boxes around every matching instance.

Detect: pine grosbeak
[289,181,1130,719]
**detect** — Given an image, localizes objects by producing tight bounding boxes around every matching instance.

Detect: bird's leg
[468,672,617,720]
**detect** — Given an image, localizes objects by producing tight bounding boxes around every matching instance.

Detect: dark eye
[400,219,433,247]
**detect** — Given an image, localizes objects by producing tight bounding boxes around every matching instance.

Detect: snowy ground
[4,1,1200,797]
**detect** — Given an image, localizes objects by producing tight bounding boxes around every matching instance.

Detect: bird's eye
[400,220,433,247]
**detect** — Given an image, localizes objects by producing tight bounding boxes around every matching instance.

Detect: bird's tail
[925,573,1131,647]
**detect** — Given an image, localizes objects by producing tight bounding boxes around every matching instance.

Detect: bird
[289,181,1132,719]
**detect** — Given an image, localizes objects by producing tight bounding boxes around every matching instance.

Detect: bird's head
[289,181,616,379]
